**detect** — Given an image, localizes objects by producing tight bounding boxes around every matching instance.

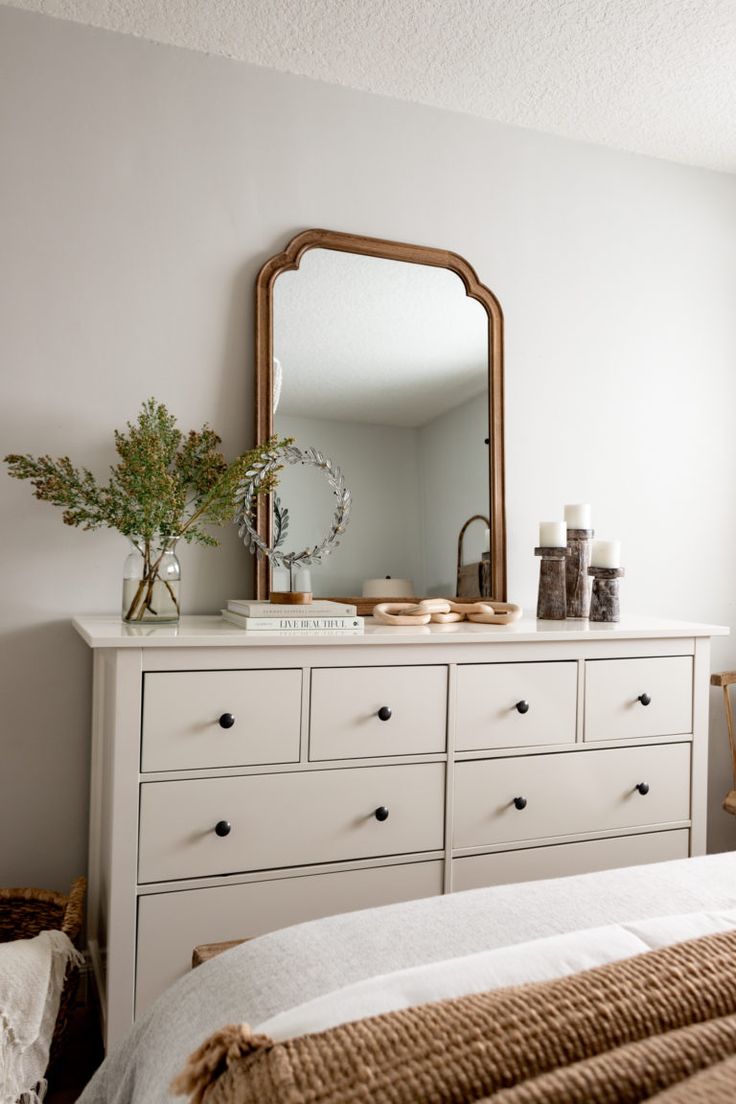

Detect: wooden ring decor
[254,229,506,605]
[235,443,352,569]
[373,599,522,626]
[372,602,432,626]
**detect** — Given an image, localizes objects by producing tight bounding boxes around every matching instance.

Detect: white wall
[2,6,736,888]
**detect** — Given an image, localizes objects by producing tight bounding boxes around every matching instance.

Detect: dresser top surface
[73,614,729,649]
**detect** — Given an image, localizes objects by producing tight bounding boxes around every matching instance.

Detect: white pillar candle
[539,521,567,548]
[483,527,490,552]
[591,540,621,568]
[564,504,591,529]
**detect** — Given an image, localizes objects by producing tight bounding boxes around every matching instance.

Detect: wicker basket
[0,877,86,1064]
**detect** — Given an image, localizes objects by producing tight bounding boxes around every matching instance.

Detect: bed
[80,851,736,1104]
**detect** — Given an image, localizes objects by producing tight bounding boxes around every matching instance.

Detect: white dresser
[74,614,726,1048]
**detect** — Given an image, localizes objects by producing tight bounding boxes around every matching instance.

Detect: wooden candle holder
[270,591,313,605]
[534,547,570,620]
[566,528,594,619]
[588,566,624,623]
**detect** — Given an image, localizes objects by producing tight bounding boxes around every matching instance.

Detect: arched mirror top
[255,229,506,607]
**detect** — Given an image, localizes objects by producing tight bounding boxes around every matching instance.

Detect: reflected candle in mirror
[591,540,621,568]
[564,504,591,529]
[483,528,490,552]
[539,521,567,548]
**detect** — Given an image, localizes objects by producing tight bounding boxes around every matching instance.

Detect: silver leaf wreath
[235,443,352,569]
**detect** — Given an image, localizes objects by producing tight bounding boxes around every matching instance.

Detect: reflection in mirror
[266,243,498,600]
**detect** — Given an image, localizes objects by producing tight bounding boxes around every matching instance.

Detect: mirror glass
[271,247,491,598]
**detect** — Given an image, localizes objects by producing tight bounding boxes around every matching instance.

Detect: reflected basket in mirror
[457,514,492,599]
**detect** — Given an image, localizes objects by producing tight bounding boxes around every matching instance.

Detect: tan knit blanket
[172,928,736,1104]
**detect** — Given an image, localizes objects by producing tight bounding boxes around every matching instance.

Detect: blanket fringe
[0,1037,47,1104]
[19,1078,47,1103]
[171,1024,273,1104]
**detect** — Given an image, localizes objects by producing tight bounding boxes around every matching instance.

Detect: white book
[222,610,364,632]
[226,599,357,618]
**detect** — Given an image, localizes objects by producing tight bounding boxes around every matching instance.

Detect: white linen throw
[0,929,83,1104]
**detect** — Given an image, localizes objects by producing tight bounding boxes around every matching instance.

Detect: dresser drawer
[141,670,302,772]
[452,829,690,892]
[453,743,690,849]
[138,763,445,883]
[135,859,444,1016]
[456,662,577,751]
[584,657,693,742]
[309,666,447,760]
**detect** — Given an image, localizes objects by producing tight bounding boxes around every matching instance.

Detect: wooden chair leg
[723,685,736,814]
[710,674,736,816]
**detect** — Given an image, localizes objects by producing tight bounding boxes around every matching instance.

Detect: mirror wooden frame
[254,228,506,605]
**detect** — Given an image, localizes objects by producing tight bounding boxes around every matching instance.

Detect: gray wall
[2,6,736,888]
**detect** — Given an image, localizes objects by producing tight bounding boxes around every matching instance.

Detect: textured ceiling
[4,0,736,173]
[274,250,487,427]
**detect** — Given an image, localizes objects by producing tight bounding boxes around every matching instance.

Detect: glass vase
[122,537,181,623]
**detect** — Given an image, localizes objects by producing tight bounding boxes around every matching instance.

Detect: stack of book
[222,599,364,632]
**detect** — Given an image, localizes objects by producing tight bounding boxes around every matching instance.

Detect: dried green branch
[5,398,290,547]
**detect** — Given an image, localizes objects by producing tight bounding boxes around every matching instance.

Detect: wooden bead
[372,602,431,625]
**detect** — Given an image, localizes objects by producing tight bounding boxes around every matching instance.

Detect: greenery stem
[125,539,173,622]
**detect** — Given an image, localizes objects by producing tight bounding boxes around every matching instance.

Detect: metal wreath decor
[235,442,352,569]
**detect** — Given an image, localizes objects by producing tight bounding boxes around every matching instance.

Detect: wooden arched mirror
[254,229,506,606]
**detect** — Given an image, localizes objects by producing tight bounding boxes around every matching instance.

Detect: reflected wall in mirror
[255,230,505,604]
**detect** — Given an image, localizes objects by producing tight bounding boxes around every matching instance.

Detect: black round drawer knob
[513,796,528,811]
[214,820,232,837]
[374,806,390,822]
[218,713,236,729]
[515,700,530,715]
[637,694,652,707]
[377,706,392,722]
[636,782,650,796]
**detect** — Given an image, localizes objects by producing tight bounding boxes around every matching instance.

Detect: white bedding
[79,852,736,1104]
[257,907,736,1042]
